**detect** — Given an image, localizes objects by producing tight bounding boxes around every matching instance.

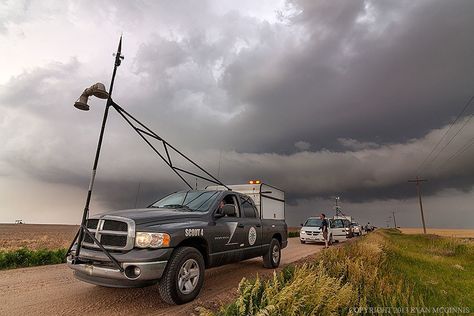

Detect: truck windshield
[150,191,219,212]
[304,218,322,227]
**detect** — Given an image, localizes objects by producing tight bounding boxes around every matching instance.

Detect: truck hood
[94,208,207,226]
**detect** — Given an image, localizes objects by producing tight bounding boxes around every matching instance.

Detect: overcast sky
[1,0,474,228]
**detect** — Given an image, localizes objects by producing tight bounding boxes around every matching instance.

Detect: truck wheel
[263,238,281,268]
[300,240,305,244]
[158,247,205,305]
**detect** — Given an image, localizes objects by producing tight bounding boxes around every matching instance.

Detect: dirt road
[0,238,324,316]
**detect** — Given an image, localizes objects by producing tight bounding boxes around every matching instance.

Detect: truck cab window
[218,195,240,217]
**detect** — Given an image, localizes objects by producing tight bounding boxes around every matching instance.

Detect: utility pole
[392,211,397,228]
[408,177,428,234]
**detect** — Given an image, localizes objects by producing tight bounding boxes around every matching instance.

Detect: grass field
[200,229,474,315]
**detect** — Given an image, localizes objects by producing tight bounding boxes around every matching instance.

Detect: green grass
[199,229,474,315]
[0,248,67,270]
[383,230,474,309]
[288,231,300,238]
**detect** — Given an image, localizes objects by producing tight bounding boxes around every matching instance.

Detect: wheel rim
[272,244,280,263]
[178,259,200,295]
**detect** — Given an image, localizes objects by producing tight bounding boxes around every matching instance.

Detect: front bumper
[67,257,168,288]
[300,233,325,242]
[67,247,173,288]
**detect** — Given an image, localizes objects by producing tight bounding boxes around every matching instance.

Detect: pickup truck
[67,186,287,305]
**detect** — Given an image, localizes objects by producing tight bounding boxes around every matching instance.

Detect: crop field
[400,227,474,238]
[0,224,78,251]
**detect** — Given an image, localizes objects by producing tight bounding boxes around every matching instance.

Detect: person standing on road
[320,213,329,248]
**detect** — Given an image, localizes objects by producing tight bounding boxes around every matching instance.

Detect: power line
[425,112,474,170]
[417,94,474,174]
[439,136,474,168]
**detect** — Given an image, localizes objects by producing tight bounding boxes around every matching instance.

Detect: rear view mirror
[300,223,303,227]
[222,204,237,217]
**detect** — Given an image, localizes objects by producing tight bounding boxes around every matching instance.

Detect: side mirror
[222,204,237,217]
[300,223,303,227]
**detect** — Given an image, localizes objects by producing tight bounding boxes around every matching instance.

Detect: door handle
[237,223,245,228]
[256,223,261,227]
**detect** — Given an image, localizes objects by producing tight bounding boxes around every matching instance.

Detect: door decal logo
[248,226,257,246]
[225,222,239,245]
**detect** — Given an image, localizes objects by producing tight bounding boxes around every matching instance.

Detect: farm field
[0,224,78,251]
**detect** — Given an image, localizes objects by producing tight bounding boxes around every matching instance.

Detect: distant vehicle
[299,217,347,244]
[333,215,355,238]
[365,222,375,232]
[350,222,363,236]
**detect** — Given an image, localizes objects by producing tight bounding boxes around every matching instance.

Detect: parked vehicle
[365,222,375,232]
[351,222,363,236]
[68,184,287,305]
[333,215,354,238]
[299,217,347,244]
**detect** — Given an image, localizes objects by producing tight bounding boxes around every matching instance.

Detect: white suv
[300,217,347,244]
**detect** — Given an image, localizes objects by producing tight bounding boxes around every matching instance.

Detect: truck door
[210,193,243,265]
[238,194,263,260]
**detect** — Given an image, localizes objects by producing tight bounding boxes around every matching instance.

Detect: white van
[299,217,347,244]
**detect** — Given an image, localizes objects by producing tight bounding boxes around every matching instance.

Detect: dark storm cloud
[1,0,474,226]
[220,0,474,153]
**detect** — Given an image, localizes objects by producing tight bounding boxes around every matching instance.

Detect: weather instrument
[67,36,229,270]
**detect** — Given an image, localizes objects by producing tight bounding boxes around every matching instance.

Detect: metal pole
[392,211,397,228]
[75,36,124,259]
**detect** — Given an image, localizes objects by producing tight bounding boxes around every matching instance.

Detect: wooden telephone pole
[392,211,397,228]
[408,177,428,234]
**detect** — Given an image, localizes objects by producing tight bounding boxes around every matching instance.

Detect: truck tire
[263,238,281,268]
[158,246,205,305]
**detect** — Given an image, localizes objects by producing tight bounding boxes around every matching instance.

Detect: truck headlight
[135,232,170,248]
[300,230,306,235]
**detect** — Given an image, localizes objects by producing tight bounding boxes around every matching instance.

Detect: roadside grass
[383,230,474,309]
[199,229,474,315]
[0,247,67,270]
[288,231,300,238]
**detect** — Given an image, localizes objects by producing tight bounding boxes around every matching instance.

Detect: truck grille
[305,231,321,236]
[82,216,135,251]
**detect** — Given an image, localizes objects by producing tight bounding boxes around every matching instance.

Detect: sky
[1,0,474,228]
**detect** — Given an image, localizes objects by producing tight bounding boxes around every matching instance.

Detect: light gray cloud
[1,0,474,227]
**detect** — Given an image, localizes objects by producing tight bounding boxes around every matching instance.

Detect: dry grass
[201,229,474,315]
[0,224,78,251]
[400,227,474,238]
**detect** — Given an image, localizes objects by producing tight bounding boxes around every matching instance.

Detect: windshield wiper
[161,204,192,210]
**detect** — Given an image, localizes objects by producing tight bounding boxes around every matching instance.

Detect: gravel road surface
[0,238,325,316]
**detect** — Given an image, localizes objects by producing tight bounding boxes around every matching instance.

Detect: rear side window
[240,196,258,218]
